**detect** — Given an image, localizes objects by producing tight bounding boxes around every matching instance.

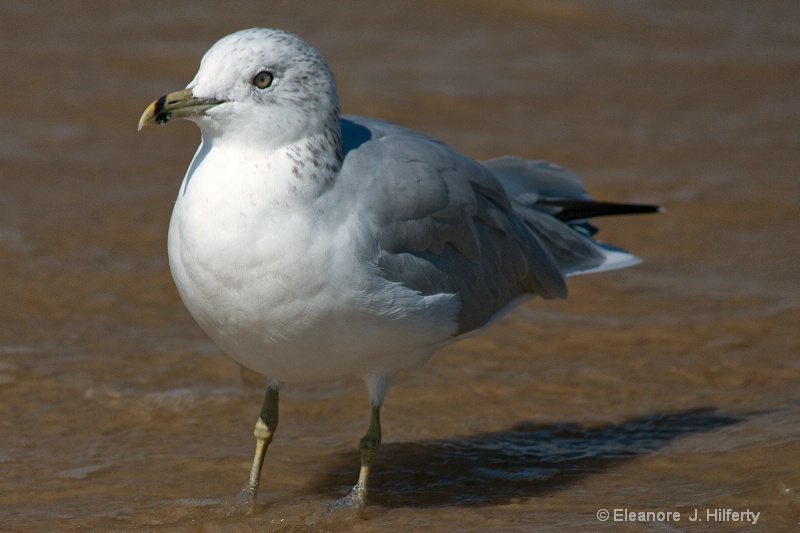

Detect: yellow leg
[348,405,382,508]
[245,384,279,502]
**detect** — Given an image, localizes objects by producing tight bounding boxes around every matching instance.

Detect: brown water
[2,1,799,531]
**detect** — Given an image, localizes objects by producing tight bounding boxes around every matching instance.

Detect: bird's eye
[252,71,274,89]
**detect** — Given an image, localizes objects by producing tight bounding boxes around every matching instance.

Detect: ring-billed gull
[138,27,659,509]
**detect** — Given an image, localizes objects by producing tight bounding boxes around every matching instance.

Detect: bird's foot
[220,485,261,516]
[327,483,367,512]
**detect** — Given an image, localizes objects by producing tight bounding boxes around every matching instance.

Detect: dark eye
[253,71,273,89]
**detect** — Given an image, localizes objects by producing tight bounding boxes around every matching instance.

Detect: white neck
[180,129,341,212]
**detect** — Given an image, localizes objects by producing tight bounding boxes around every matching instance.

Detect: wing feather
[336,117,653,335]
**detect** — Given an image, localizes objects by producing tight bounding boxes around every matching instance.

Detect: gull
[138,27,659,509]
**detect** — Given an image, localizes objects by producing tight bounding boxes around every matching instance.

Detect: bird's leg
[347,405,382,509]
[245,381,279,503]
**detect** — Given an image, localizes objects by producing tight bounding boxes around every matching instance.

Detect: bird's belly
[166,196,458,383]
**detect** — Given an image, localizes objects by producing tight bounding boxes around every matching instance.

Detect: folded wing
[337,116,658,335]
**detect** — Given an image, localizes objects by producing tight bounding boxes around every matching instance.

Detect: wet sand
[1,1,799,531]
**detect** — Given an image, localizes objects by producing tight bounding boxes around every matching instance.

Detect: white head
[140,28,341,153]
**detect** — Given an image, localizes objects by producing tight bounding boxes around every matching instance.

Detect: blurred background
[1,1,798,531]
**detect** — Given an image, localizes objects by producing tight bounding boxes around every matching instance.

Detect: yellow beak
[138,88,222,130]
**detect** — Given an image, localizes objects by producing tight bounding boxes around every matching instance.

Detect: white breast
[167,140,460,383]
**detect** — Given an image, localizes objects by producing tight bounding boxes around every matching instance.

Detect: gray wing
[337,116,609,335]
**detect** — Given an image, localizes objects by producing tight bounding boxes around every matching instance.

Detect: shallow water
[1,1,799,531]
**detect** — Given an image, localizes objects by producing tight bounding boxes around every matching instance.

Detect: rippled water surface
[1,1,799,531]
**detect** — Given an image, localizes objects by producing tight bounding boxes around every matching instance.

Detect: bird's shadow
[311,408,741,508]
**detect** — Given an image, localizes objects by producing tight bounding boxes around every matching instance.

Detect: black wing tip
[541,199,663,222]
[605,202,663,217]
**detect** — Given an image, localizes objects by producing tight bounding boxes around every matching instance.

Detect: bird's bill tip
[138,88,222,130]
